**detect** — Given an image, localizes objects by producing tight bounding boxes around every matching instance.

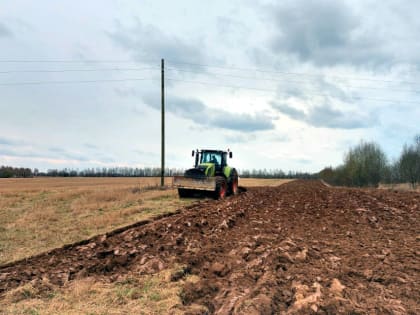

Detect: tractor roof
[200,149,228,154]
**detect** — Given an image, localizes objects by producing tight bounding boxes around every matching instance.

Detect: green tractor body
[173,149,239,199]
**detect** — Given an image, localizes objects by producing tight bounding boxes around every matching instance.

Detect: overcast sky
[0,0,419,172]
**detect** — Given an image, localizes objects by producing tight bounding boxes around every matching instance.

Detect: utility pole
[161,58,165,187]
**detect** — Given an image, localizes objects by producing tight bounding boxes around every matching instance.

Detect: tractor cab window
[201,152,222,166]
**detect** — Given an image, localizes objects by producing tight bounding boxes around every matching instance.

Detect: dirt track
[1,180,419,314]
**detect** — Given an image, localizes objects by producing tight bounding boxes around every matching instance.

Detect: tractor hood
[184,163,216,177]
[197,163,216,177]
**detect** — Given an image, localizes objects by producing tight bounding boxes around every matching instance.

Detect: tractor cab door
[212,153,223,172]
[221,152,228,168]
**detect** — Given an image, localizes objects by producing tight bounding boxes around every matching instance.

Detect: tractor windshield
[200,151,222,165]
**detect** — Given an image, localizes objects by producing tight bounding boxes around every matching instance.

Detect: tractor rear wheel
[229,170,239,195]
[214,177,227,200]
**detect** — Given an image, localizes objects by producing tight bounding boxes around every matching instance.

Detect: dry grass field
[2,266,197,315]
[378,182,420,192]
[0,177,194,265]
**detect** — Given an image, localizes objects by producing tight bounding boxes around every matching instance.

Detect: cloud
[211,111,274,132]
[0,137,25,145]
[0,148,44,159]
[272,102,376,129]
[216,16,249,45]
[0,146,103,163]
[48,147,91,161]
[0,22,13,37]
[270,134,290,142]
[266,0,393,67]
[83,143,99,150]
[225,134,257,143]
[272,104,305,121]
[142,94,275,132]
[133,149,158,157]
[297,158,312,164]
[107,19,206,66]
[307,104,376,129]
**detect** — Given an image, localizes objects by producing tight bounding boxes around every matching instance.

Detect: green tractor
[173,149,239,199]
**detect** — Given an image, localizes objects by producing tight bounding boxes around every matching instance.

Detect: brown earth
[1,180,419,314]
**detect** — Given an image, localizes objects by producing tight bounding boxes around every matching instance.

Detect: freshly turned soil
[1,180,419,314]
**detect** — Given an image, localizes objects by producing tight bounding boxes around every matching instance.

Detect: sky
[0,0,419,173]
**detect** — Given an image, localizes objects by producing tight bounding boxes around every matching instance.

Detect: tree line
[318,135,420,188]
[239,169,313,179]
[0,166,33,178]
[0,167,185,178]
[0,165,312,179]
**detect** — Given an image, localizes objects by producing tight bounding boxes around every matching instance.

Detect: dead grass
[378,182,420,192]
[0,177,194,264]
[0,266,199,315]
[0,177,163,192]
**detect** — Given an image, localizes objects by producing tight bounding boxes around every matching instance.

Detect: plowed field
[1,180,419,314]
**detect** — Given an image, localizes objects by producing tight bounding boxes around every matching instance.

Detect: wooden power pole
[161,58,165,187]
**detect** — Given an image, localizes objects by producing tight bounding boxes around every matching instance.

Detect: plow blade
[173,175,216,191]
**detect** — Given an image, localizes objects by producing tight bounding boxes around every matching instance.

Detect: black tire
[214,177,227,200]
[228,169,239,196]
[178,188,191,198]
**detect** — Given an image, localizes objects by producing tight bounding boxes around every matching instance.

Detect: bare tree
[398,135,420,188]
[343,141,387,187]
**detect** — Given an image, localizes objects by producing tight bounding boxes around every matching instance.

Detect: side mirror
[192,150,195,157]
[229,152,233,158]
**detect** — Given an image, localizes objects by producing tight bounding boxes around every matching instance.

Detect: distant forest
[0,165,312,179]
[0,166,33,178]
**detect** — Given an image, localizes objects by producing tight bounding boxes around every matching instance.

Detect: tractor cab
[193,150,232,170]
[193,149,232,173]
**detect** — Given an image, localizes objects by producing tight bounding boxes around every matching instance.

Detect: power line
[167,60,420,86]
[166,67,420,94]
[2,58,419,85]
[0,61,418,104]
[0,78,158,86]
[0,72,418,105]
[167,77,278,93]
[166,77,420,104]
[2,64,418,93]
[0,67,158,74]
[0,59,150,63]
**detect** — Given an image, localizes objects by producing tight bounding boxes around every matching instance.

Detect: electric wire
[0,75,418,105]
[1,58,420,85]
[0,78,158,86]
[166,67,420,94]
[166,77,420,104]
[0,59,419,104]
[167,60,420,86]
[1,65,417,94]
[0,67,159,74]
[0,59,151,63]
